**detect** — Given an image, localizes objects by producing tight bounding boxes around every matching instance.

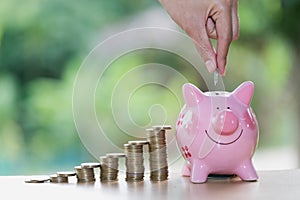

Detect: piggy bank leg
[236,159,258,181]
[182,162,191,177]
[190,159,209,183]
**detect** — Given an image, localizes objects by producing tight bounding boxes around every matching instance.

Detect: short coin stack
[50,174,68,183]
[50,171,76,183]
[75,163,100,183]
[124,141,149,182]
[100,153,125,182]
[147,125,172,181]
[25,176,50,183]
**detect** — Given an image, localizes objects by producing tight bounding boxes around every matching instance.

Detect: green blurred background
[0,0,300,175]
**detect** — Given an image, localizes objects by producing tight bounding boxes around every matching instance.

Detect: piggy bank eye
[227,107,230,109]
[216,107,220,110]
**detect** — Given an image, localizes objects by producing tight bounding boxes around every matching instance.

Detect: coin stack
[124,141,149,182]
[147,125,171,181]
[50,174,68,183]
[100,153,125,182]
[75,162,100,183]
[24,125,173,185]
[52,171,76,183]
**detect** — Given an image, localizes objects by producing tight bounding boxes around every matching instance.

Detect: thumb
[206,17,217,39]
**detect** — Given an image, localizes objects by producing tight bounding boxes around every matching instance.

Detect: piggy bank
[176,81,259,183]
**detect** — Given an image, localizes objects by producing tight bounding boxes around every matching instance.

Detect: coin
[152,125,172,130]
[50,174,68,183]
[24,176,50,183]
[57,171,76,177]
[106,153,126,158]
[81,162,101,168]
[128,140,149,145]
[214,68,219,86]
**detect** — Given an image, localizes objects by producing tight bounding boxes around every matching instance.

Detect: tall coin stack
[147,125,172,181]
[100,153,125,182]
[124,141,149,182]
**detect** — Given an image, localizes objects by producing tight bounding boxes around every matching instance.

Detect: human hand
[159,0,239,76]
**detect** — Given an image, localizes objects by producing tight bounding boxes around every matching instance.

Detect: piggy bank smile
[204,129,243,145]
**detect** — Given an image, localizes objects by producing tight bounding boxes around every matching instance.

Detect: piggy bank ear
[232,81,254,107]
[182,83,205,107]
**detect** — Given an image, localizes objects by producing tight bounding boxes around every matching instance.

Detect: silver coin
[152,125,172,130]
[106,153,126,158]
[128,140,149,145]
[77,178,96,183]
[100,156,118,162]
[81,162,101,168]
[57,171,76,177]
[50,174,68,183]
[24,176,50,183]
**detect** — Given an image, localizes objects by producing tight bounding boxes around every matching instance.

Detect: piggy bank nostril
[213,110,238,136]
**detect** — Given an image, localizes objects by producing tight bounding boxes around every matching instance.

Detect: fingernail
[205,60,216,73]
[222,69,226,76]
[219,67,226,76]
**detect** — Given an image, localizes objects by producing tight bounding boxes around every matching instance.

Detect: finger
[206,17,217,39]
[188,20,217,73]
[215,8,233,76]
[232,0,240,40]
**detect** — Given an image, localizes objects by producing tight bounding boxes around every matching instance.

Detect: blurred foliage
[0,0,300,174]
[0,0,154,82]
[0,0,155,174]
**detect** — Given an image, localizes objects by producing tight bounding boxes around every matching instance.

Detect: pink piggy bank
[176,81,259,183]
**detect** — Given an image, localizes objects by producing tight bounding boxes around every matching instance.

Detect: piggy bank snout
[212,110,238,136]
